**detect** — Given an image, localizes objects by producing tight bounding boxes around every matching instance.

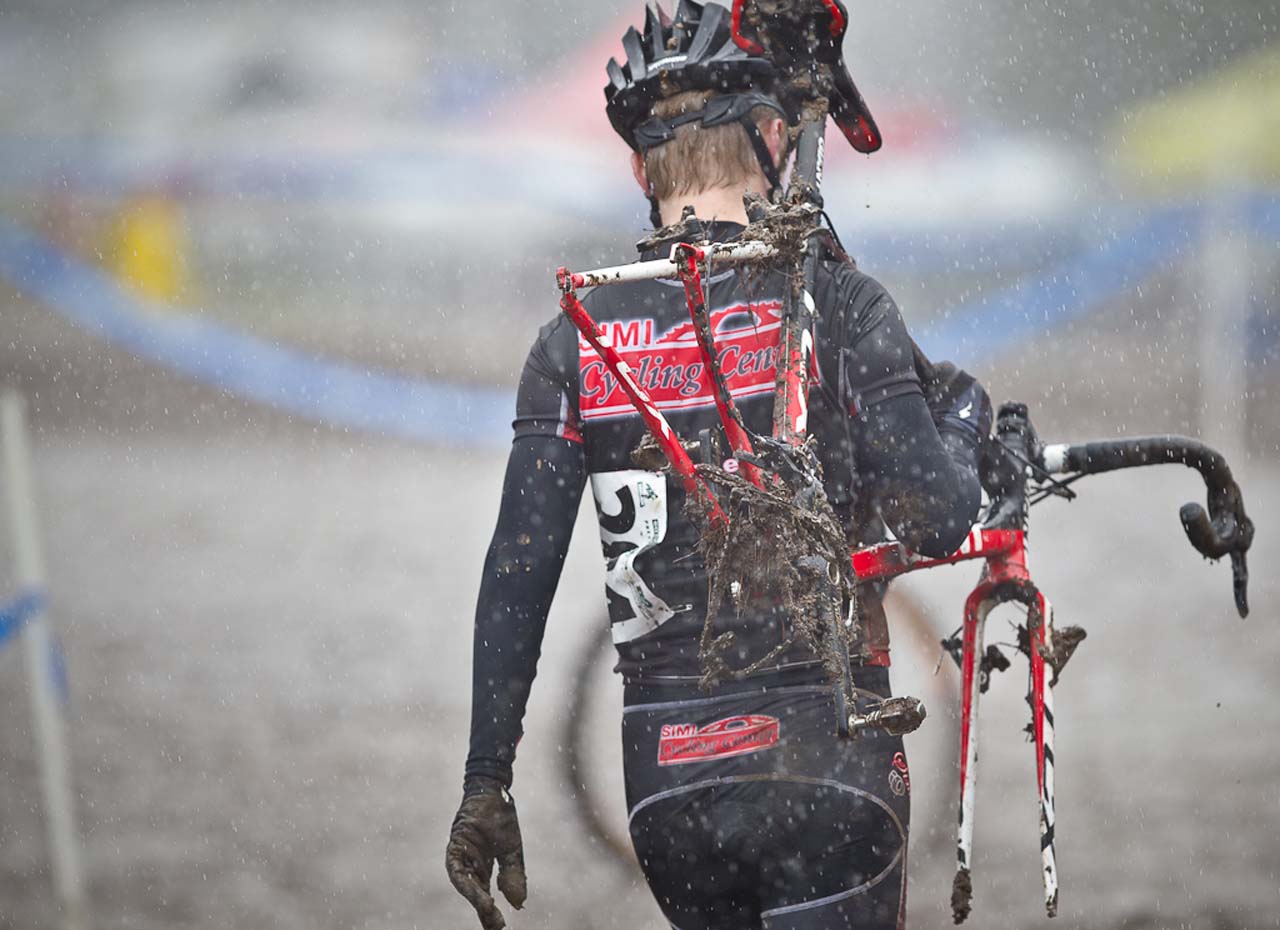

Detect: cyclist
[446,3,991,928]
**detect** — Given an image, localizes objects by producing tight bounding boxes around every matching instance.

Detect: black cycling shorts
[622,666,910,930]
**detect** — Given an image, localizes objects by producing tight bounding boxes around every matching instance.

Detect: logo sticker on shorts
[657,714,780,766]
[888,751,910,797]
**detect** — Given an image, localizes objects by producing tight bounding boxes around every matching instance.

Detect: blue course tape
[0,199,1275,448]
[0,591,45,650]
[0,591,70,703]
[913,203,1201,362]
[0,218,513,448]
[1246,194,1280,238]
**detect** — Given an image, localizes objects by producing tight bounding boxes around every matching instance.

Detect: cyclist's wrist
[462,775,510,799]
[464,758,514,792]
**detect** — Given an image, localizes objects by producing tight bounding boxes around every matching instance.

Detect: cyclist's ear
[762,117,789,169]
[631,151,650,196]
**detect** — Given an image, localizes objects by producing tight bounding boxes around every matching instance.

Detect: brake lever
[1179,496,1253,618]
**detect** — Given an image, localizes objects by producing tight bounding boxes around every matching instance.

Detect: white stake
[1,388,89,930]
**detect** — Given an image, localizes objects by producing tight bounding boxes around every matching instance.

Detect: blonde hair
[642,89,786,201]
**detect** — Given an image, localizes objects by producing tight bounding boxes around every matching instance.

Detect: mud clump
[631,433,705,473]
[1039,624,1088,681]
[635,206,709,255]
[679,447,860,693]
[740,193,822,265]
[951,867,973,924]
[1017,610,1088,683]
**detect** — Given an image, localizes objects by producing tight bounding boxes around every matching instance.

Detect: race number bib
[590,470,679,643]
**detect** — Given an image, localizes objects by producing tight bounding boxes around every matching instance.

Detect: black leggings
[622,668,910,930]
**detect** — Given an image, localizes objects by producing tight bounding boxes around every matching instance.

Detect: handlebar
[981,404,1255,618]
[1037,435,1254,617]
[913,333,1255,618]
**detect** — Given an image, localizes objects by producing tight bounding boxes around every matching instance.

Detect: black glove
[446,776,527,930]
[922,361,992,448]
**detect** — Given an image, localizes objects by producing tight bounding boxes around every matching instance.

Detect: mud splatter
[630,432,709,472]
[739,193,821,265]
[680,447,861,694]
[634,206,708,255]
[951,866,973,924]
[1039,624,1088,682]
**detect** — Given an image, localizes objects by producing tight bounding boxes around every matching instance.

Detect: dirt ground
[1,288,1278,930]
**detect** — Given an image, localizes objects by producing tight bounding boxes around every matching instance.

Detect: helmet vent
[604,0,786,153]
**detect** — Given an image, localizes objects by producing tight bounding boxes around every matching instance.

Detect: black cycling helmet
[605,0,791,223]
[605,0,784,152]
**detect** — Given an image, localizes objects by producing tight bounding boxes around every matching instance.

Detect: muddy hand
[446,777,527,930]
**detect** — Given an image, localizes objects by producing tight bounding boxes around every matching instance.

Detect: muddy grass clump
[951,867,973,924]
[637,432,863,693]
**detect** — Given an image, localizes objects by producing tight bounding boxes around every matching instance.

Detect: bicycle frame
[844,401,1251,922]
[558,246,1059,912]
[557,240,1253,921]
[853,527,1059,920]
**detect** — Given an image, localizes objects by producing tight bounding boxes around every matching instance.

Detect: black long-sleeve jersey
[465,223,981,787]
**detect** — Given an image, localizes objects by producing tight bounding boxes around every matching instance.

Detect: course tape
[918,195,1279,361]
[0,197,1275,448]
[0,591,44,650]
[0,218,512,448]
[913,203,1197,361]
[0,590,70,702]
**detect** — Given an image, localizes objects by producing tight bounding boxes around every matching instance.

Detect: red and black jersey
[510,223,930,681]
[465,222,982,787]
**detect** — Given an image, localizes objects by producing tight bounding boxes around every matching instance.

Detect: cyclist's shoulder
[525,277,670,377]
[524,313,579,382]
[528,311,580,356]
[532,311,576,344]
[815,258,900,332]
[817,257,894,306]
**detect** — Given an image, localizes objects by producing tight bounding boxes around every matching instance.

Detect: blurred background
[0,1,1276,928]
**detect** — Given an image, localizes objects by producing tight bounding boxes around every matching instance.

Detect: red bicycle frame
[557,249,1060,919]
[854,528,1059,919]
[556,245,1253,922]
[672,244,764,489]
